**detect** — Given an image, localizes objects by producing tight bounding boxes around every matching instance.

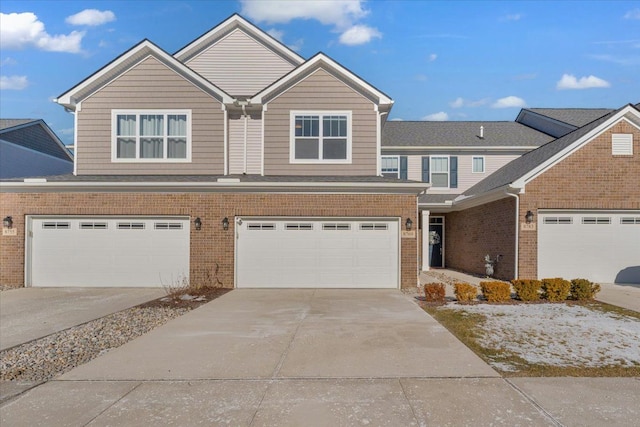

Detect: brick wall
[0,192,418,289]
[518,118,640,278]
[444,197,517,280]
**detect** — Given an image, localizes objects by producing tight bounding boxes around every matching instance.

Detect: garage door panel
[538,211,640,284]
[237,218,399,288]
[30,217,189,287]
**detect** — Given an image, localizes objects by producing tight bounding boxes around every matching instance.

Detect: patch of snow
[447,304,640,367]
[179,294,196,301]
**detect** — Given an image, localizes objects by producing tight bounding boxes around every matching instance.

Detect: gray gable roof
[0,119,72,161]
[382,121,553,147]
[463,107,627,197]
[525,108,614,128]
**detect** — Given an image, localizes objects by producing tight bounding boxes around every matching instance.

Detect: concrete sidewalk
[0,288,165,351]
[2,289,639,426]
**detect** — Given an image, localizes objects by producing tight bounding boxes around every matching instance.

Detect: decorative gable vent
[612,133,633,155]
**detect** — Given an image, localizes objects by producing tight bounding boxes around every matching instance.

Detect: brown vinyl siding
[77,56,224,175]
[186,29,295,96]
[264,68,378,176]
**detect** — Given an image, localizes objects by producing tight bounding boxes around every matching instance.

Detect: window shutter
[421,156,430,182]
[400,156,408,180]
[450,156,458,188]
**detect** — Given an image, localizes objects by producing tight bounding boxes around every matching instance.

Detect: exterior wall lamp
[194,217,202,231]
[405,218,413,231]
[3,216,13,228]
[525,210,534,224]
[222,217,229,231]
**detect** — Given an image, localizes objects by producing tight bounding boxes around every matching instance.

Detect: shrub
[479,281,511,303]
[454,283,477,303]
[424,282,446,303]
[541,278,571,302]
[570,278,601,301]
[511,279,542,302]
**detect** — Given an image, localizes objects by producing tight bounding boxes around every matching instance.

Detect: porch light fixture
[405,218,413,231]
[222,217,229,231]
[194,217,202,231]
[525,210,534,224]
[3,216,13,229]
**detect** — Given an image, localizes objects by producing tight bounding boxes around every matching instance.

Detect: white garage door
[236,218,399,288]
[538,211,640,284]
[28,216,190,287]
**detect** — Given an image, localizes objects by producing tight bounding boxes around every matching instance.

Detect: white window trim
[111,109,192,163]
[289,110,352,164]
[430,155,450,189]
[381,155,400,178]
[472,156,485,173]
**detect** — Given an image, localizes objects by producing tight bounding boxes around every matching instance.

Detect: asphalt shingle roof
[525,108,614,128]
[0,119,37,130]
[0,119,72,161]
[382,121,553,147]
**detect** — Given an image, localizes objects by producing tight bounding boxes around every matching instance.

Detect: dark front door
[428,224,443,268]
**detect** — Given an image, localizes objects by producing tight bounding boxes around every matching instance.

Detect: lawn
[424,301,640,377]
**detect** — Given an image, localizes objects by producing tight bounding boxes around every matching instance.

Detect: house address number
[520,223,536,231]
[2,228,18,236]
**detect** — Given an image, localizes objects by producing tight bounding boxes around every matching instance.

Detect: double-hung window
[290,111,351,163]
[430,156,449,188]
[112,110,191,162]
[472,156,485,173]
[381,156,400,178]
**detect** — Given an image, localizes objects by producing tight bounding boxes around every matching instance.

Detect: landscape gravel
[0,305,189,382]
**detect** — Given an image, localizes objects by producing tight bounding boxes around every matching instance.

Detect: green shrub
[424,282,446,303]
[511,279,542,302]
[541,278,571,302]
[479,281,511,303]
[454,283,477,303]
[570,278,601,301]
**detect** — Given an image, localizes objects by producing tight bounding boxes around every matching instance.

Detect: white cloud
[491,96,526,108]
[449,97,489,108]
[240,0,367,28]
[624,9,640,19]
[66,9,115,26]
[556,74,610,90]
[390,118,404,121]
[422,112,449,121]
[0,75,28,90]
[414,74,428,82]
[504,13,522,21]
[428,53,437,61]
[339,25,381,45]
[267,28,284,41]
[0,12,84,53]
[1,57,17,66]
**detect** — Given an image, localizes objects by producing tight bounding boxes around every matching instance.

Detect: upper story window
[431,156,449,188]
[612,133,633,155]
[472,156,485,173]
[112,110,191,162]
[290,111,351,163]
[381,156,399,178]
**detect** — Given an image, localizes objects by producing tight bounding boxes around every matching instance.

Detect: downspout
[242,103,248,174]
[504,188,519,279]
[376,107,388,175]
[222,104,228,175]
[73,102,80,176]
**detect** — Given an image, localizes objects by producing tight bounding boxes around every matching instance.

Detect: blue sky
[1,0,639,145]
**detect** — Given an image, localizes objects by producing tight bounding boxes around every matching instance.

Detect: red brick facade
[518,119,640,279]
[443,197,517,280]
[0,192,418,289]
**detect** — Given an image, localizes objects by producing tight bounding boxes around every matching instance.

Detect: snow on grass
[447,303,640,369]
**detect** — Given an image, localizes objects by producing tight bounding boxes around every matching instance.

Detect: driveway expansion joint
[504,378,565,427]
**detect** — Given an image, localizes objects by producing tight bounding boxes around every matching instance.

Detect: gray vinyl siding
[406,154,520,193]
[263,68,378,176]
[228,113,262,174]
[185,29,296,96]
[77,56,224,175]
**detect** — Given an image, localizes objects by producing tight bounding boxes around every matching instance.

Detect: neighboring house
[0,14,637,289]
[418,104,640,284]
[0,119,73,179]
[0,14,424,289]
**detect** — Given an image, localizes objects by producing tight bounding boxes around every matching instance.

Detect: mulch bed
[138,287,231,310]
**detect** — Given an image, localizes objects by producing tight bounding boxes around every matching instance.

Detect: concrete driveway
[2,289,639,426]
[0,288,164,351]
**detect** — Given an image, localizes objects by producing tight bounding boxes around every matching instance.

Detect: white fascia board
[0,180,428,195]
[174,14,304,65]
[250,54,393,106]
[56,41,234,109]
[381,146,539,152]
[513,106,640,188]
[447,184,520,211]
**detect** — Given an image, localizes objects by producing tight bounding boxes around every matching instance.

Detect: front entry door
[429,222,444,268]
